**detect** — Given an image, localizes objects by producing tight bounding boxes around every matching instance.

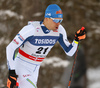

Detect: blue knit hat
[45,4,63,18]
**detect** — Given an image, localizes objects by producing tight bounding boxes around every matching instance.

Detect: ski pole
[68,45,79,88]
[68,27,85,88]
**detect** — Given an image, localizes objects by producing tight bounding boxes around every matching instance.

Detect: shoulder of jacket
[28,21,40,27]
[20,21,40,32]
[58,25,66,33]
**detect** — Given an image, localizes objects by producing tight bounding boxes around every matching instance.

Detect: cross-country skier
[6,4,86,88]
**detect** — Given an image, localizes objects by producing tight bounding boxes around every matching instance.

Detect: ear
[44,18,49,23]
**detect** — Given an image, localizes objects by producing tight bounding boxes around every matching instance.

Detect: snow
[0,37,10,45]
[0,56,99,88]
[94,29,100,34]
[66,1,73,7]
[0,10,24,20]
[0,10,43,19]
[41,56,100,88]
[41,56,70,68]
[0,64,6,70]
[86,66,100,88]
[33,12,43,17]
[87,28,100,38]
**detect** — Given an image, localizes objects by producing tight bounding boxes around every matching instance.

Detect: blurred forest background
[0,0,100,88]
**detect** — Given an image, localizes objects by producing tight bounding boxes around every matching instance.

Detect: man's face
[46,18,63,31]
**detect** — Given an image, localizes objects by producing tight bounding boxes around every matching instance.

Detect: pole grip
[81,27,85,31]
[16,82,19,87]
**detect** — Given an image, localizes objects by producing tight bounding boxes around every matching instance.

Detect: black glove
[74,28,86,41]
[7,70,18,88]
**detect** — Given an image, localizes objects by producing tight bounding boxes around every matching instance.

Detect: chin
[53,29,57,31]
[53,29,58,32]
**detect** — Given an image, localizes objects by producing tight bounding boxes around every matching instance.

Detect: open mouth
[56,27,58,29]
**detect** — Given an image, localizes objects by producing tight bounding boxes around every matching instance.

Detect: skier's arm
[6,24,35,70]
[58,25,78,56]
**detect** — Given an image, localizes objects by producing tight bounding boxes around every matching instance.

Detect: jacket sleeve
[58,25,78,56]
[6,24,35,70]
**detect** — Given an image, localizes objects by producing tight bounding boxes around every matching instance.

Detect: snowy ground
[42,56,100,88]
[86,66,100,88]
[0,10,24,20]
[0,56,100,88]
[41,56,70,68]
